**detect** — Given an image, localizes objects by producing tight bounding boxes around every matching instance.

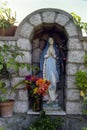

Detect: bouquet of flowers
[25,75,50,99]
[14,75,50,111]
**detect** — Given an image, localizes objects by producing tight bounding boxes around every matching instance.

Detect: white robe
[43,46,59,102]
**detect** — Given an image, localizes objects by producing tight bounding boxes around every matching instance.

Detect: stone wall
[0,8,87,130]
[15,8,87,115]
[0,114,87,130]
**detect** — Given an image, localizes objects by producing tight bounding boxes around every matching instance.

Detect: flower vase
[32,95,42,112]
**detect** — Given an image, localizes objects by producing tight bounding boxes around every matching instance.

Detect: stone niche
[31,23,68,112]
[0,8,85,116]
[1,8,87,130]
[14,8,85,115]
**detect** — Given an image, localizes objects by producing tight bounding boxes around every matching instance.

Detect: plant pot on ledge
[0,26,17,36]
[0,100,14,117]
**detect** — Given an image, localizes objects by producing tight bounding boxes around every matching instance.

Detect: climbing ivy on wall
[71,12,87,34]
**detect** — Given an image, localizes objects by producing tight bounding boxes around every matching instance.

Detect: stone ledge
[27,109,66,115]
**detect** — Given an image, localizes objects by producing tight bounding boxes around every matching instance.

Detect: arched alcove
[15,8,84,115]
[31,23,68,111]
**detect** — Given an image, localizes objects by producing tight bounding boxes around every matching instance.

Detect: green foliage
[0,0,16,29]
[0,44,30,78]
[71,12,87,34]
[0,81,6,102]
[82,96,87,115]
[0,128,6,130]
[75,71,87,92]
[28,111,64,130]
[0,43,32,102]
[84,54,87,67]
[82,128,87,130]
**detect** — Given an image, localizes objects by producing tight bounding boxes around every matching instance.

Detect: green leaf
[6,63,12,69]
[12,64,18,72]
[0,64,3,70]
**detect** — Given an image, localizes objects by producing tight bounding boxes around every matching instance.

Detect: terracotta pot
[0,26,17,36]
[0,28,6,36]
[0,100,14,117]
[5,26,17,36]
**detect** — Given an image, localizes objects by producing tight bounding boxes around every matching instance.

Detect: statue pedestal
[43,106,61,111]
[43,100,60,111]
[27,109,66,115]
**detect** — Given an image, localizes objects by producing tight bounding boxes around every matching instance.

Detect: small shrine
[0,8,87,130]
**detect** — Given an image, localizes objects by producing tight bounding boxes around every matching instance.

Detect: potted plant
[28,110,64,130]
[0,0,17,36]
[0,43,30,117]
[0,81,15,117]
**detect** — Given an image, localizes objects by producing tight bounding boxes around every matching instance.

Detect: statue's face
[48,37,54,45]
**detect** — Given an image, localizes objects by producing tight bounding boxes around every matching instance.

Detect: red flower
[25,75,50,98]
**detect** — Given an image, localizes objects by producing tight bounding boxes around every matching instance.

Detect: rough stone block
[66,63,78,75]
[0,79,10,88]
[65,22,78,37]
[6,90,16,100]
[55,13,69,26]
[0,121,5,128]
[42,11,56,23]
[0,41,5,46]
[68,51,85,63]
[17,38,31,51]
[16,51,31,63]
[18,89,28,100]
[66,89,80,101]
[7,41,16,46]
[19,66,32,76]
[11,77,25,89]
[79,65,87,72]
[29,14,42,25]
[83,41,87,51]
[68,38,82,50]
[14,101,28,113]
[66,101,83,114]
[32,48,42,63]
[66,76,76,88]
[20,22,33,38]
[32,38,39,49]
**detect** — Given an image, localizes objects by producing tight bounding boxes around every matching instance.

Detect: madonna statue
[40,37,60,108]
